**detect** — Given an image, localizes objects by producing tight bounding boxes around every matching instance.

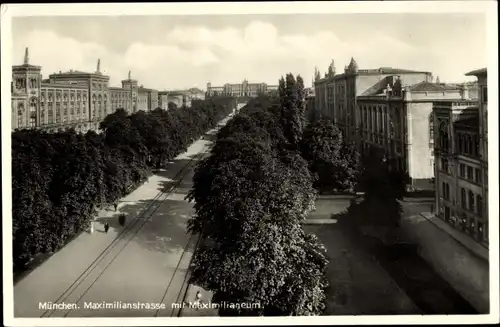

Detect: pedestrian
[89,221,94,234]
[114,203,118,212]
[193,290,202,310]
[104,222,110,233]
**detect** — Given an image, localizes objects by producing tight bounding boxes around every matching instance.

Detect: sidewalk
[401,212,489,313]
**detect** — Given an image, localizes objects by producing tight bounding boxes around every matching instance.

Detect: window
[429,116,434,145]
[475,168,482,184]
[482,86,488,103]
[56,103,61,123]
[467,166,473,180]
[474,137,480,156]
[442,182,450,200]
[477,195,483,217]
[461,188,467,209]
[17,109,23,127]
[468,190,475,211]
[441,158,449,172]
[439,131,449,152]
[459,164,466,178]
[30,113,36,128]
[466,135,472,154]
[458,134,464,153]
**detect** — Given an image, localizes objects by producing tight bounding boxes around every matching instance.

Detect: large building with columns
[206,80,278,98]
[314,58,478,189]
[11,48,160,133]
[313,58,434,142]
[433,68,488,247]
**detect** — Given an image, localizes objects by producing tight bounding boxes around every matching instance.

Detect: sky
[11,13,487,91]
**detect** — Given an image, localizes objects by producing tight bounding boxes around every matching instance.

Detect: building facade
[433,100,487,247]
[433,68,487,247]
[12,49,160,133]
[356,79,477,189]
[206,80,278,98]
[158,92,169,110]
[158,88,206,109]
[313,58,479,189]
[314,58,434,143]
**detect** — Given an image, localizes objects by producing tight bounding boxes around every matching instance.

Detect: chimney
[460,84,470,100]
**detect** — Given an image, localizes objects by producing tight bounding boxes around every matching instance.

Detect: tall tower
[96,58,101,74]
[12,47,42,129]
[24,47,29,65]
[122,71,138,113]
[206,82,212,97]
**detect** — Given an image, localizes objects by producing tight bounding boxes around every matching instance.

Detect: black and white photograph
[2,2,498,326]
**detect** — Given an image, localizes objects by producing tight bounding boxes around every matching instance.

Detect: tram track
[41,135,214,318]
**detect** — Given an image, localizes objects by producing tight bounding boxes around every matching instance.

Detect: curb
[418,213,488,262]
[176,232,203,317]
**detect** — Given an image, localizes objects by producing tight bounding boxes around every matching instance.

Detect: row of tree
[186,74,331,316]
[12,98,234,273]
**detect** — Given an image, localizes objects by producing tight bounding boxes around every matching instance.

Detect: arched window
[29,98,37,128]
[17,103,24,128]
[468,190,475,211]
[439,121,449,152]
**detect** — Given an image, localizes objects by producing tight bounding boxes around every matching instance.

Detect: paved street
[304,224,421,315]
[14,116,232,318]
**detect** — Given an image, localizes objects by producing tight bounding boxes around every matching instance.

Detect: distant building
[167,92,185,108]
[206,80,278,98]
[158,91,169,110]
[304,87,316,121]
[432,68,488,247]
[158,88,205,109]
[12,48,159,132]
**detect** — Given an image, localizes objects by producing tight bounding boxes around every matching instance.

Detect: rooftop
[408,81,460,92]
[359,67,432,75]
[465,68,487,77]
[187,87,204,94]
[13,64,42,70]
